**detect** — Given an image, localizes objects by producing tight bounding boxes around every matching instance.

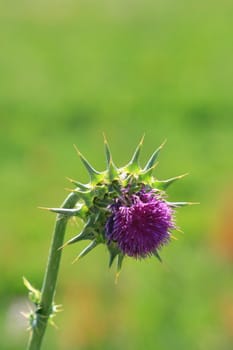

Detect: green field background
[1,1,233,349]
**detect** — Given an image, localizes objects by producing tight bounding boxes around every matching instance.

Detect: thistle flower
[48,136,192,271]
[105,188,174,258]
[26,137,195,350]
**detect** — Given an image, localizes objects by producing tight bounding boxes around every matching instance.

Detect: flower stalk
[27,192,78,350]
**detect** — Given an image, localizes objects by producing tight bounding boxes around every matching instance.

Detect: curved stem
[27,192,78,350]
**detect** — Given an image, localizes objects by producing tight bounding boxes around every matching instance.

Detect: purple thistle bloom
[105,189,175,258]
[54,138,191,270]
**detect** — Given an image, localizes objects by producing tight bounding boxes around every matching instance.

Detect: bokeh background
[1,1,233,349]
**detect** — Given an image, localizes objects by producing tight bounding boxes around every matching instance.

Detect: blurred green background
[1,0,233,349]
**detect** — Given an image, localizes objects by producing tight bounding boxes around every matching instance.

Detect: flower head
[47,136,193,272]
[106,188,174,258]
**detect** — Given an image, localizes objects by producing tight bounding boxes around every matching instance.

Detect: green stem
[27,192,78,350]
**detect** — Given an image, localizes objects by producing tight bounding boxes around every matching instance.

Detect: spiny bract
[48,136,193,273]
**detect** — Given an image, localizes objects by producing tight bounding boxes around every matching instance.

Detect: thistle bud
[50,137,193,272]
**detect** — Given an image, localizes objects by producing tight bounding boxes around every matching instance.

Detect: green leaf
[153,173,188,190]
[144,139,166,171]
[64,230,95,246]
[126,135,145,172]
[73,189,93,206]
[66,178,91,191]
[63,217,96,246]
[138,163,158,183]
[74,144,103,182]
[103,133,112,167]
[42,204,85,217]
[72,240,99,263]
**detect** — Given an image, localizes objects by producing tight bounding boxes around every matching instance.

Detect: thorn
[154,173,189,190]
[66,176,74,182]
[38,206,51,211]
[73,143,81,157]
[72,256,80,264]
[58,241,69,250]
[177,172,189,179]
[53,304,63,313]
[115,271,120,285]
[38,207,83,217]
[175,227,184,234]
[168,200,199,207]
[64,187,77,193]
[139,133,145,145]
[49,318,59,330]
[102,132,107,144]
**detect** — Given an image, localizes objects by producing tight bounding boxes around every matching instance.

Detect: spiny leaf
[138,162,159,182]
[103,133,112,167]
[73,144,102,182]
[61,229,95,248]
[153,173,188,190]
[126,134,145,172]
[72,240,99,263]
[103,135,118,180]
[144,139,166,171]
[73,189,93,206]
[39,205,84,217]
[66,177,91,191]
[108,164,119,181]
[62,218,96,247]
